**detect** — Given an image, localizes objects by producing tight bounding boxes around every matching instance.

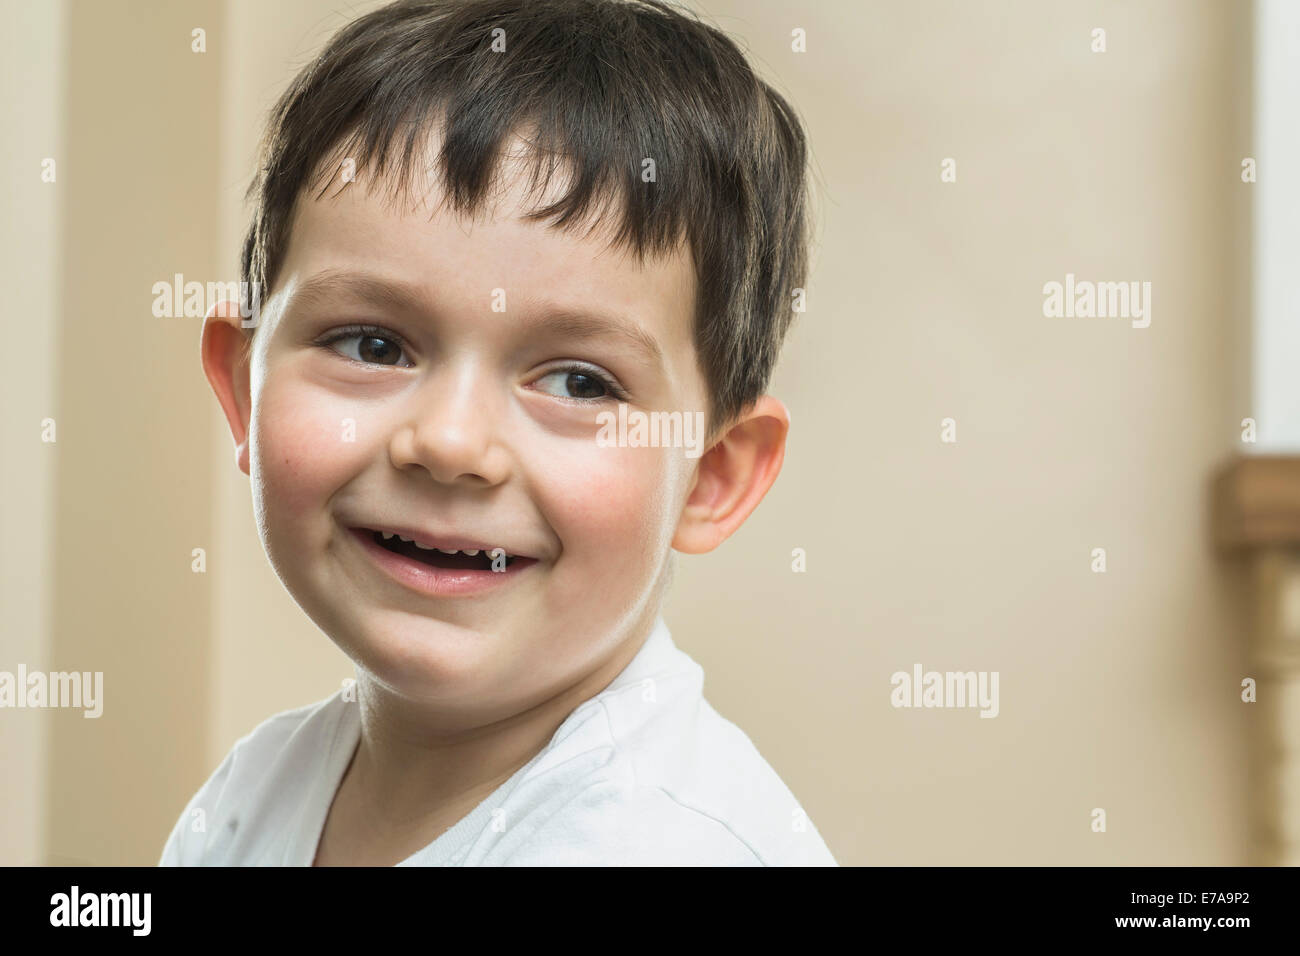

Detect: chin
[347,617,504,698]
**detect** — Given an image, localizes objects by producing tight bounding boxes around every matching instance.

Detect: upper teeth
[380,531,510,558]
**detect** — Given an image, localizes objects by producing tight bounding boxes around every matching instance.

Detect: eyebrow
[288,269,432,318]
[287,269,666,373]
[525,308,666,374]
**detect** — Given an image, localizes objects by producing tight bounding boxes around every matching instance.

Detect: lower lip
[347,527,538,598]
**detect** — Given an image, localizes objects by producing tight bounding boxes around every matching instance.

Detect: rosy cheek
[252,379,366,526]
[543,442,677,565]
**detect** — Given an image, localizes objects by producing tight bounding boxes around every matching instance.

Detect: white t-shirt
[158,616,838,866]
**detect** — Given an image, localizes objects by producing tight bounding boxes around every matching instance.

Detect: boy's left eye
[319,329,413,367]
[531,368,619,401]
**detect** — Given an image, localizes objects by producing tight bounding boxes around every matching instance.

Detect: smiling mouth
[360,529,522,571]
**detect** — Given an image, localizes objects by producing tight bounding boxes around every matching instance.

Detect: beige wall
[672,0,1255,864]
[43,0,221,865]
[1,0,1254,865]
[1,0,64,867]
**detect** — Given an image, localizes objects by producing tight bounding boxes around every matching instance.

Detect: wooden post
[1214,456,1300,865]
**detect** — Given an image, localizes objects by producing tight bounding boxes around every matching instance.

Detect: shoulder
[157,692,346,866]
[496,777,764,866]
[494,670,838,866]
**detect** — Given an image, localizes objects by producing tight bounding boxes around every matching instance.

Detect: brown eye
[532,368,618,400]
[564,373,606,398]
[321,330,412,367]
[357,335,401,365]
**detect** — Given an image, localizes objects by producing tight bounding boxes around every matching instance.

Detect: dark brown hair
[241,0,810,436]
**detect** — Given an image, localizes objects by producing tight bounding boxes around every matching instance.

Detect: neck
[346,611,659,836]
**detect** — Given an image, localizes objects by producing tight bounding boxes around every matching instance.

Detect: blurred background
[3,0,1297,866]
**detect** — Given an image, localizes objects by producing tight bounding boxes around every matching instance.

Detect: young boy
[161,0,835,866]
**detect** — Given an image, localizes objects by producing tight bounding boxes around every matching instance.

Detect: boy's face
[238,135,710,717]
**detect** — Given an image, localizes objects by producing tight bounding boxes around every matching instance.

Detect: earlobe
[200,300,254,477]
[671,396,789,555]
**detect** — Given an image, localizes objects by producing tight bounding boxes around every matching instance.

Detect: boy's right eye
[316,325,413,368]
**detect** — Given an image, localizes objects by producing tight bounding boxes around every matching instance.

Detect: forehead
[272,127,698,347]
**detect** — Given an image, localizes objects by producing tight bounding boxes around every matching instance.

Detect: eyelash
[315,324,413,365]
[313,324,630,402]
[539,363,631,403]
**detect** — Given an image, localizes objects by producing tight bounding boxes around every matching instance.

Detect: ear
[672,396,790,554]
[200,299,253,476]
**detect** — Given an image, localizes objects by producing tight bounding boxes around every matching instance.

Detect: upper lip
[351,522,537,560]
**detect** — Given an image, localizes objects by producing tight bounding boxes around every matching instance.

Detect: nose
[387,361,510,486]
